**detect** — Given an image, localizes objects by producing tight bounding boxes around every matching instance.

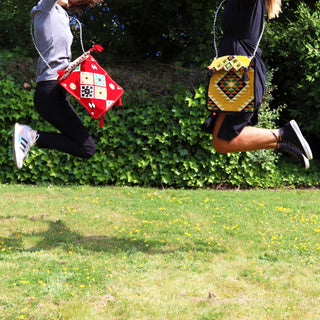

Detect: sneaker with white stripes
[13,123,38,169]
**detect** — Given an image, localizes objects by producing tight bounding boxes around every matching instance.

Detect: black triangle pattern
[216,70,246,99]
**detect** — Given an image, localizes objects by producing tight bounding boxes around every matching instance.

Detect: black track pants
[34,80,96,158]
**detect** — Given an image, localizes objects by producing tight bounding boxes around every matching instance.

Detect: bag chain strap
[213,0,265,59]
[30,16,86,77]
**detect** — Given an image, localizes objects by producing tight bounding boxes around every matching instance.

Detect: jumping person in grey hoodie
[13,0,102,169]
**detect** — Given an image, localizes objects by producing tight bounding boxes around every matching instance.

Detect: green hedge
[263,3,320,139]
[1,53,319,188]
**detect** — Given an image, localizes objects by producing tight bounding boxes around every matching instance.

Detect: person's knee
[213,138,229,153]
[81,137,96,158]
[82,145,96,158]
[213,143,229,153]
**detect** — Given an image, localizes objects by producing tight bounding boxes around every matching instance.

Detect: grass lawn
[0,185,320,319]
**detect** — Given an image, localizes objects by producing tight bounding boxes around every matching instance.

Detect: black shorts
[201,106,259,141]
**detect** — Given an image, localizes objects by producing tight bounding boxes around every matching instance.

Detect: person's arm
[36,0,57,12]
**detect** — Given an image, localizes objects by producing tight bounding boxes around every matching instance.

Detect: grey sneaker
[13,123,38,169]
[278,142,310,169]
[280,120,313,160]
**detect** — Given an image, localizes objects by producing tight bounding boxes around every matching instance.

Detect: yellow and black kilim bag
[207,55,255,113]
[206,0,264,113]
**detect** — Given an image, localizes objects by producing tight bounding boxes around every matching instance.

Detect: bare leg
[212,113,279,153]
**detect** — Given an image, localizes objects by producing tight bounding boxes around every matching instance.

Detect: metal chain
[30,19,56,76]
[70,16,86,54]
[213,0,265,59]
[213,0,227,58]
[30,15,86,77]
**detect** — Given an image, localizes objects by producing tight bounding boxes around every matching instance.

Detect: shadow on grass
[0,215,226,255]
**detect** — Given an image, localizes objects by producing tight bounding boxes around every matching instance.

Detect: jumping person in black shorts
[13,0,102,169]
[202,0,313,168]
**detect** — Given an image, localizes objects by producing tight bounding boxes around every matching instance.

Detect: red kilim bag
[31,16,124,127]
[57,45,124,127]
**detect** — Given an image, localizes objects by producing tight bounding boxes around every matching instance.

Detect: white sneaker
[13,123,38,169]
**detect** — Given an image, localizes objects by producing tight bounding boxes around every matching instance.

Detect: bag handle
[213,0,265,59]
[57,44,103,81]
[30,16,86,77]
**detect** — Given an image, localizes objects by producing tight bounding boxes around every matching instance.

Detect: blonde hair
[266,0,282,19]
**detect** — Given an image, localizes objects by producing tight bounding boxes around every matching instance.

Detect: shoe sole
[290,120,313,160]
[302,154,310,170]
[13,123,22,169]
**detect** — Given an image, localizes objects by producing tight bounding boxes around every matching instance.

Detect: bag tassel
[241,68,250,81]
[99,114,105,128]
[208,69,215,78]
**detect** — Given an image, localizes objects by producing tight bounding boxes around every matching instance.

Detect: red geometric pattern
[58,45,124,127]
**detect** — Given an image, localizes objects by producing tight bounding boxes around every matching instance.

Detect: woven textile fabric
[58,47,124,127]
[207,55,255,113]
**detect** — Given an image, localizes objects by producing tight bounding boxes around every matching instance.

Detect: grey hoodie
[31,0,73,82]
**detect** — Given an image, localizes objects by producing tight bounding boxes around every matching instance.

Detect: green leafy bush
[264,3,320,139]
[1,53,318,188]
